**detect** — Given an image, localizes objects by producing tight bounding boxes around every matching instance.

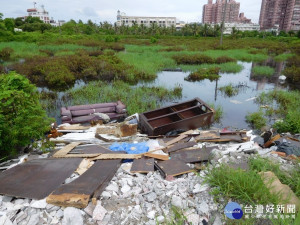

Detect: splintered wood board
[143,153,169,161]
[0,158,82,199]
[91,154,141,160]
[196,130,220,140]
[165,130,194,146]
[130,157,155,173]
[47,160,121,208]
[167,141,197,153]
[155,159,194,177]
[170,147,213,163]
[59,124,90,130]
[53,142,81,158]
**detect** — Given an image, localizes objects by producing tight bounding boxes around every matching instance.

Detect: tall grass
[202,49,268,62]
[118,45,176,78]
[252,66,275,76]
[65,80,182,115]
[274,53,294,62]
[181,62,243,73]
[255,90,300,133]
[0,42,94,59]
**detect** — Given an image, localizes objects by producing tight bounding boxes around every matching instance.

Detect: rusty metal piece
[139,98,214,136]
[0,158,82,199]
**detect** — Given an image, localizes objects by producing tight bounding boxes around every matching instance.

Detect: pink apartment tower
[259,0,300,31]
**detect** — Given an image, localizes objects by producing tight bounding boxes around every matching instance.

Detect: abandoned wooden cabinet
[139,98,215,136]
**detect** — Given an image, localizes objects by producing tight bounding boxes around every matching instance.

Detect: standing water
[139,61,289,129]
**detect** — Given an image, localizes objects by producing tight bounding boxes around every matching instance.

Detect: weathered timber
[0,158,82,199]
[155,159,194,177]
[130,157,155,173]
[47,160,121,208]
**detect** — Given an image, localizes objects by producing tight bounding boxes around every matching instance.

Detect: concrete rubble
[0,123,299,224]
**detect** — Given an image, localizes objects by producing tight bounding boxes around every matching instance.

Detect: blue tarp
[109,142,149,154]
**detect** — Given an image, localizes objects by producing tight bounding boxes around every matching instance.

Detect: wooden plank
[165,130,194,146]
[92,160,122,199]
[53,142,81,158]
[91,154,141,160]
[170,147,213,163]
[0,158,82,199]
[59,124,90,130]
[263,134,281,148]
[47,160,121,208]
[71,145,112,154]
[57,154,101,158]
[155,159,194,177]
[195,130,220,141]
[143,153,169,161]
[167,141,197,153]
[130,157,155,173]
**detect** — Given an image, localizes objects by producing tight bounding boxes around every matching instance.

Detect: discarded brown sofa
[61,101,126,124]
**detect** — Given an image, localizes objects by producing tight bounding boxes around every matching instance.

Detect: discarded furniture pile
[0,98,299,213]
[61,101,126,124]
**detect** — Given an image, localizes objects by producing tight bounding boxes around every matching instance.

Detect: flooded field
[142,61,290,129]
[41,59,295,129]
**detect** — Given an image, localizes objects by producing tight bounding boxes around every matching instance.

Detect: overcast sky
[1,0,262,24]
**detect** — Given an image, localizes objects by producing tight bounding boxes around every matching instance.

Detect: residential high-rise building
[202,0,250,24]
[259,0,300,31]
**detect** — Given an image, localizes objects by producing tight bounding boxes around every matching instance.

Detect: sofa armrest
[61,107,72,120]
[116,101,127,114]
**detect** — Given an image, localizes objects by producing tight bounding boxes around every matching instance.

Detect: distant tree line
[1,12,300,38]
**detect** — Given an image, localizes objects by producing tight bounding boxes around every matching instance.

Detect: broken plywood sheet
[195,130,220,141]
[167,141,197,153]
[59,124,90,130]
[197,132,248,143]
[259,171,300,211]
[91,154,141,160]
[47,160,121,208]
[130,157,155,173]
[170,147,213,163]
[155,159,194,178]
[53,142,81,158]
[0,158,82,199]
[143,153,169,161]
[71,145,112,154]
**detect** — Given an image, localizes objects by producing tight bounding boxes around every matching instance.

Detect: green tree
[0,12,3,21]
[4,18,15,32]
[0,72,52,157]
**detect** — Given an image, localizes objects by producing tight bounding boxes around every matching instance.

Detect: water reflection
[140,62,290,129]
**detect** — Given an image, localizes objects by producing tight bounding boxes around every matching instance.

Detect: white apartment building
[26,5,50,24]
[222,23,260,34]
[116,10,176,28]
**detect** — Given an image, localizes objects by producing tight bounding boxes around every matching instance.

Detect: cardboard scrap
[259,171,300,211]
[59,124,90,130]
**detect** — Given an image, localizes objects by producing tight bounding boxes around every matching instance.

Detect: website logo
[224,202,243,219]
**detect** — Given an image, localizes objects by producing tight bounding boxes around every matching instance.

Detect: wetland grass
[65,81,182,115]
[252,66,275,76]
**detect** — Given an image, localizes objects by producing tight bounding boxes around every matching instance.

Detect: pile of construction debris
[0,97,300,225]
